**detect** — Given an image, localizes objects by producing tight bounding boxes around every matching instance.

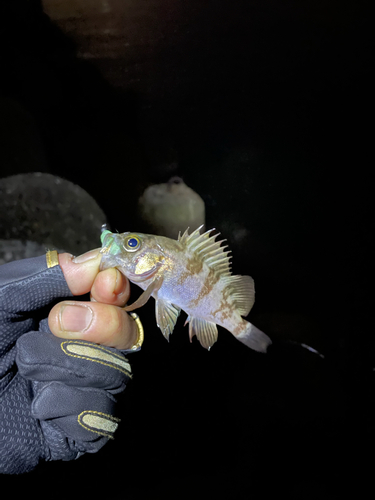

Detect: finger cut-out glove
[0,255,132,474]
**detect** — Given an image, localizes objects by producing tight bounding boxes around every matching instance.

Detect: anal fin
[188,317,218,350]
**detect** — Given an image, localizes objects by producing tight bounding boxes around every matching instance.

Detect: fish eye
[124,235,141,252]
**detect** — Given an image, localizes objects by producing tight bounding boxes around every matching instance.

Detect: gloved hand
[0,249,140,474]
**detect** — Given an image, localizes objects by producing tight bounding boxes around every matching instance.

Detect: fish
[99,226,271,352]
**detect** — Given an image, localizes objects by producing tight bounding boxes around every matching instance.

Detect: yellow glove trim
[61,340,132,377]
[78,410,121,439]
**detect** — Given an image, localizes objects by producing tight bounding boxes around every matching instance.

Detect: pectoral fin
[123,276,163,312]
[188,317,218,350]
[155,300,181,340]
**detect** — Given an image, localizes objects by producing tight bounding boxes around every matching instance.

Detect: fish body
[100,226,271,352]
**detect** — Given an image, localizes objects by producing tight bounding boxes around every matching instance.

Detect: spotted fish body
[100,226,271,352]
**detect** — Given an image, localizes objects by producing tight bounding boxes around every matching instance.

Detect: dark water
[0,1,373,496]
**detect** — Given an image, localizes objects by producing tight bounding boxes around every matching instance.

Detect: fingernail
[60,304,93,333]
[72,248,100,264]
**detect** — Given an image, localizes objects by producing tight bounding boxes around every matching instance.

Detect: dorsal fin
[179,226,232,277]
[221,275,255,316]
[178,225,204,245]
[178,227,254,316]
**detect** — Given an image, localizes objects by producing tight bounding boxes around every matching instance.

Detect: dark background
[0,0,373,497]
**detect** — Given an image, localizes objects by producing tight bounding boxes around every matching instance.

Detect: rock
[0,239,56,265]
[0,173,107,262]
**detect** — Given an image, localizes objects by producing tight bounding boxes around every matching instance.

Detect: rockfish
[99,226,271,352]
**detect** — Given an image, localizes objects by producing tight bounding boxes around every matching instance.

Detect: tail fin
[235,321,272,353]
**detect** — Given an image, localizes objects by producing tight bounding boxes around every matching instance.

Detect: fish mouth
[126,262,163,283]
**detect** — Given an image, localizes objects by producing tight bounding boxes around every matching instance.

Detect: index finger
[58,249,102,295]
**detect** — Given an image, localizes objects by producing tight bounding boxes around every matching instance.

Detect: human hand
[0,249,139,474]
[48,249,138,350]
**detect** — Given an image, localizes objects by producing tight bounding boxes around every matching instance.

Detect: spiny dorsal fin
[178,227,189,243]
[221,275,255,317]
[180,227,232,276]
[178,225,205,245]
[179,227,254,316]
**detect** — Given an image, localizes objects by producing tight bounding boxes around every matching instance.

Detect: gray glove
[0,254,132,474]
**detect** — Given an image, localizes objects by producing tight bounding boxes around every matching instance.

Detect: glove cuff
[0,374,44,474]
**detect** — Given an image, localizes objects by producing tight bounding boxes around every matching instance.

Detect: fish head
[100,229,166,283]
